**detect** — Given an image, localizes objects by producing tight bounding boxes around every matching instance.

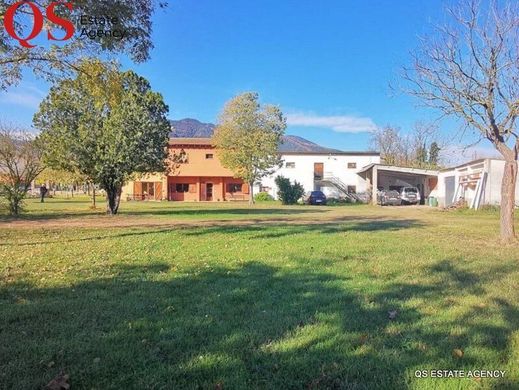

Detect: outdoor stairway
[317,175,364,202]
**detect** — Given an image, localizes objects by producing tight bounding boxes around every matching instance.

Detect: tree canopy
[212,92,286,204]
[33,60,170,214]
[0,0,167,89]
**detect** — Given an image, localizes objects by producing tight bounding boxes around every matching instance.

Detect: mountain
[169,118,343,153]
[170,118,215,138]
[278,135,342,153]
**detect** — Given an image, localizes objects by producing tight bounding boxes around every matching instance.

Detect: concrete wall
[258,154,380,199]
[437,159,519,207]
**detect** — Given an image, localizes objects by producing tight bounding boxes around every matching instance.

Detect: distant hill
[169,118,343,153]
[278,135,341,153]
[170,118,215,138]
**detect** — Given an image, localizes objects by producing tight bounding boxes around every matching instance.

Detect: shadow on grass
[120,207,325,217]
[0,206,326,223]
[1,260,517,389]
[0,218,423,247]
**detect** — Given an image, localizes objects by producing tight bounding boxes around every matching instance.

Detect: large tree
[403,0,519,243]
[0,123,44,216]
[213,92,286,205]
[0,0,166,89]
[34,60,170,215]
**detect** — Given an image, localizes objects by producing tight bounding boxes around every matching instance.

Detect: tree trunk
[106,186,122,215]
[249,182,255,205]
[500,159,517,243]
[91,183,96,209]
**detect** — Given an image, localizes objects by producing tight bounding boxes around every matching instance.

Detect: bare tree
[403,0,519,243]
[370,125,404,165]
[0,124,44,215]
[371,122,443,168]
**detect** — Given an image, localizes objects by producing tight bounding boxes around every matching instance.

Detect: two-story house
[121,137,249,202]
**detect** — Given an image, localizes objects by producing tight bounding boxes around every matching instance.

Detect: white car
[400,187,420,205]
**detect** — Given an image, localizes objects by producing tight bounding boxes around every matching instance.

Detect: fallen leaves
[45,371,70,390]
[452,348,464,358]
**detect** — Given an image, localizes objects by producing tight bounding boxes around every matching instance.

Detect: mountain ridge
[169,118,343,153]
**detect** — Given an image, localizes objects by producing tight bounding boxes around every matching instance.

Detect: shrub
[254,192,275,202]
[275,175,304,205]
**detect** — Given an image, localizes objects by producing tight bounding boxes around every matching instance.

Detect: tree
[34,60,170,215]
[275,176,304,205]
[429,142,441,166]
[0,0,167,89]
[213,92,286,205]
[0,123,44,215]
[370,125,403,165]
[403,0,519,243]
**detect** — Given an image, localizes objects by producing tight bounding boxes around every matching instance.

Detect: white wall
[257,154,380,199]
[437,159,519,207]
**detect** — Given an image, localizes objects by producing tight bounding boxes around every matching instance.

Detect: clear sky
[0,0,497,160]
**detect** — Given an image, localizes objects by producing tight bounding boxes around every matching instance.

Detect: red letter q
[3,1,44,48]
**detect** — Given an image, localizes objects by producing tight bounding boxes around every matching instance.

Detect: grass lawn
[1,198,519,389]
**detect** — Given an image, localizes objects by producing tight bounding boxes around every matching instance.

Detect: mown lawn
[1,198,518,389]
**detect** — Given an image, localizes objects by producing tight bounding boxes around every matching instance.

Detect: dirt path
[0,206,431,230]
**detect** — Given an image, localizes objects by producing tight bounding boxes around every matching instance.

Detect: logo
[3,1,74,48]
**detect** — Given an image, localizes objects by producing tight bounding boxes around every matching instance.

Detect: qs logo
[3,1,75,48]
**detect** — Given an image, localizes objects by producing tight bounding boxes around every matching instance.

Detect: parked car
[304,190,327,205]
[377,190,401,206]
[400,186,421,205]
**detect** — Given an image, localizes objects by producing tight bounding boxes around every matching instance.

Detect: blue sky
[0,0,497,160]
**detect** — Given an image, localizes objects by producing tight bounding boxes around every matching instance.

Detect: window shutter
[134,182,142,196]
[242,183,249,194]
[155,182,162,200]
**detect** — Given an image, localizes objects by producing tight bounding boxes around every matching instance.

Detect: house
[121,137,249,202]
[257,136,380,199]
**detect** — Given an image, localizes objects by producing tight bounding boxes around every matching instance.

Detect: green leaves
[213,92,286,203]
[33,60,170,214]
[0,0,164,89]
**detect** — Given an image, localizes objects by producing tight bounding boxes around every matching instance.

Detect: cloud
[286,112,377,133]
[0,85,47,109]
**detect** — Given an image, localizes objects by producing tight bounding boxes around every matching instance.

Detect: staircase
[316,174,365,202]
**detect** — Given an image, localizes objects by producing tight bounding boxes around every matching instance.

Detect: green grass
[1,198,519,389]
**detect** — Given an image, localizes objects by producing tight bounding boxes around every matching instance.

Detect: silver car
[400,187,421,205]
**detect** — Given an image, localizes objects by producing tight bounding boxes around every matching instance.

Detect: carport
[357,164,439,205]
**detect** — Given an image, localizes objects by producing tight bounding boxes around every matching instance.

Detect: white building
[257,136,380,199]
[436,158,519,208]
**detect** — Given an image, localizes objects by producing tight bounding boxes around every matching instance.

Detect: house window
[347,185,356,194]
[142,182,155,197]
[227,183,242,193]
[347,162,357,169]
[175,183,189,193]
[285,162,295,168]
[205,153,214,159]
